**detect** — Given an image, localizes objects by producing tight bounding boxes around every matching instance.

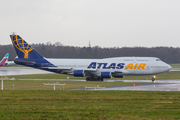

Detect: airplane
[10,34,172,82]
[0,53,15,67]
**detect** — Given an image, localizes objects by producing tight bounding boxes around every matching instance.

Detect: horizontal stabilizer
[14,60,35,65]
[41,67,72,71]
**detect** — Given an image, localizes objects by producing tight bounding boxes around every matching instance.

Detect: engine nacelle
[101,72,112,78]
[74,70,85,77]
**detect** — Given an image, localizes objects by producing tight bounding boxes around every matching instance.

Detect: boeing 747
[10,34,172,82]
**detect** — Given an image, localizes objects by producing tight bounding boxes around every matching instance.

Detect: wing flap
[112,69,129,74]
[42,67,97,72]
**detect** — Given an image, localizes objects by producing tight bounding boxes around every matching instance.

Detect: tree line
[0,44,179,64]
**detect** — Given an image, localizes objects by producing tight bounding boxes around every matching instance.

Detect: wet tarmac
[0,67,52,76]
[73,80,180,91]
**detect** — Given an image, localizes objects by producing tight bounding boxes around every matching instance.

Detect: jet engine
[101,72,112,78]
[73,70,85,77]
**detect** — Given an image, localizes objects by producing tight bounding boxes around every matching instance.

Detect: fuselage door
[73,63,77,68]
[146,65,150,70]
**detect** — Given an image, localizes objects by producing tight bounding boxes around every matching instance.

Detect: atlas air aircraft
[10,34,172,81]
[0,53,15,67]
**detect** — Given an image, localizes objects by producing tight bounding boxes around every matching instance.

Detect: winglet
[10,35,43,59]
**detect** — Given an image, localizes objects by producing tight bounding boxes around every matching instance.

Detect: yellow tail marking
[11,35,34,59]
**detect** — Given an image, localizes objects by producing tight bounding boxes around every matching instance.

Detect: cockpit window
[156,59,161,61]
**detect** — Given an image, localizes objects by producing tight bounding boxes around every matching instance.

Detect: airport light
[153,75,156,78]
[1,76,9,90]
[43,82,66,90]
[1,78,3,90]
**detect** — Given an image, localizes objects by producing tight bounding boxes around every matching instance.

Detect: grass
[0,91,180,119]
[0,67,179,119]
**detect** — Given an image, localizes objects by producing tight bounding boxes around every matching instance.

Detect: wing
[42,67,97,74]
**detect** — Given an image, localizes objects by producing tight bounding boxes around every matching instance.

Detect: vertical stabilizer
[10,34,55,67]
[10,35,43,59]
[0,53,9,66]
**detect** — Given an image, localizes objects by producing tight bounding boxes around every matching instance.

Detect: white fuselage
[46,57,171,76]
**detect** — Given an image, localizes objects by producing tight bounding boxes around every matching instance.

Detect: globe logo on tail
[11,35,34,59]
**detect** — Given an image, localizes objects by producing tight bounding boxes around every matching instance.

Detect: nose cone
[161,62,172,72]
[167,64,172,71]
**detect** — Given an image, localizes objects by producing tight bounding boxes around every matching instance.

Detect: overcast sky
[0,0,180,47]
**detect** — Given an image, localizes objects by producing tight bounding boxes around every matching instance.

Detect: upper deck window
[137,60,148,61]
[124,60,133,61]
[156,59,161,61]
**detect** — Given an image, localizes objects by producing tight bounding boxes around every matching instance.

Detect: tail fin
[10,35,43,59]
[0,53,9,66]
[10,34,55,67]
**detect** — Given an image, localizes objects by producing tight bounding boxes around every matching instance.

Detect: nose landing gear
[152,75,156,83]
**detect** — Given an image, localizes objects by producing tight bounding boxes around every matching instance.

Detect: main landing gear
[86,77,104,81]
[152,75,156,83]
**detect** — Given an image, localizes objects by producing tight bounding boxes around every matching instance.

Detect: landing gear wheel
[86,77,90,81]
[152,78,155,83]
[86,76,104,81]
[91,77,95,81]
[86,76,94,81]
[97,77,101,81]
